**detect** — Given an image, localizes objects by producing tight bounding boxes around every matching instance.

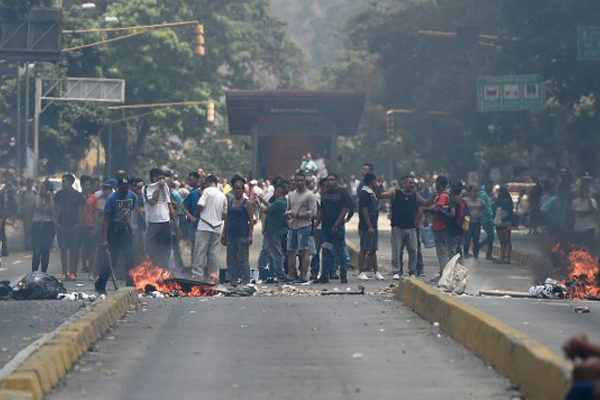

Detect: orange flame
[129,258,216,297]
[564,249,600,300]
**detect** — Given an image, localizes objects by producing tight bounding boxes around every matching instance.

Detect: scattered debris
[528,278,568,299]
[575,306,590,314]
[479,290,533,298]
[57,292,101,302]
[438,254,469,294]
[9,272,66,300]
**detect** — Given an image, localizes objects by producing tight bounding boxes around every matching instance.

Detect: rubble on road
[528,278,568,299]
[438,254,469,295]
[57,292,104,302]
[4,272,66,300]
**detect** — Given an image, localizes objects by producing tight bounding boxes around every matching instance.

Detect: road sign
[0,8,62,62]
[578,27,600,60]
[477,75,545,112]
[41,78,125,103]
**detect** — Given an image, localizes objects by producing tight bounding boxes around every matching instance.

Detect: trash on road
[478,290,533,298]
[575,306,590,314]
[438,254,469,294]
[57,292,101,301]
[10,272,66,300]
[528,278,568,299]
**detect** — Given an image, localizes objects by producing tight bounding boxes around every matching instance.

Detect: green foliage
[0,0,306,177]
[322,0,600,180]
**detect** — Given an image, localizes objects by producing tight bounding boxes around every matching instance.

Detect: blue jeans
[480,222,494,259]
[310,228,322,277]
[320,225,348,278]
[257,235,271,269]
[265,233,286,279]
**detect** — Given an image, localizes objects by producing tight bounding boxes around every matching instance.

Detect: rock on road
[49,293,519,400]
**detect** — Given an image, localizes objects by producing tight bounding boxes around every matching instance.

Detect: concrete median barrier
[0,288,138,399]
[396,277,572,400]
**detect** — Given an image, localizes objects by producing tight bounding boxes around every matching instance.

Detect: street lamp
[81,3,96,9]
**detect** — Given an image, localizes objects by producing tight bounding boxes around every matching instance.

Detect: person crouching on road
[222,176,254,286]
[95,177,137,292]
[357,173,384,281]
[143,169,177,269]
[30,181,56,273]
[193,174,227,285]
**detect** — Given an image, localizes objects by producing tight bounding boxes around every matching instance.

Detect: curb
[492,245,550,271]
[396,277,572,400]
[0,288,138,400]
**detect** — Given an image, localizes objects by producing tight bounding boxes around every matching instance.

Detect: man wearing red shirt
[431,176,450,280]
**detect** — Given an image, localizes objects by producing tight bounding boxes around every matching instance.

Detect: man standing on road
[380,176,433,279]
[143,169,177,269]
[260,179,289,282]
[95,177,137,293]
[286,172,318,283]
[182,171,202,265]
[193,174,227,285]
[430,176,451,280]
[55,174,84,281]
[318,173,352,283]
[80,175,101,276]
[19,178,37,251]
[357,173,384,281]
[479,181,495,260]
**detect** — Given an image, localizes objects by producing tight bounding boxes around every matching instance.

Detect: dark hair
[188,171,200,179]
[275,180,289,189]
[205,174,218,184]
[62,174,75,184]
[436,175,448,188]
[364,173,376,185]
[498,186,511,200]
[327,172,338,180]
[42,181,53,192]
[231,175,246,186]
[294,171,306,179]
[468,184,478,192]
[80,175,92,185]
[149,168,164,180]
[450,180,463,195]
[363,163,374,171]
[319,178,327,187]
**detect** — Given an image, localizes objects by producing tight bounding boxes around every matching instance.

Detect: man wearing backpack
[447,180,466,263]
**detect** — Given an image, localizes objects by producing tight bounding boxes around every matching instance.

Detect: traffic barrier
[0,288,138,399]
[396,277,572,400]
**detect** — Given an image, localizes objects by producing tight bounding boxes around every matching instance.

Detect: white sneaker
[374,272,385,281]
[357,272,369,281]
[392,273,400,280]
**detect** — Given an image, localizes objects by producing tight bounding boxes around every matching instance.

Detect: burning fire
[129,258,216,297]
[563,249,600,300]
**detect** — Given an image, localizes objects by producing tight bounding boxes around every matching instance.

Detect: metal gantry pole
[16,65,22,177]
[33,78,42,178]
[24,64,30,161]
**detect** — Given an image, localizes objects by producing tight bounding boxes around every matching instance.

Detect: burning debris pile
[130,258,217,298]
[527,245,600,300]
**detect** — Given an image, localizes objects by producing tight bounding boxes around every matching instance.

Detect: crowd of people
[0,162,597,292]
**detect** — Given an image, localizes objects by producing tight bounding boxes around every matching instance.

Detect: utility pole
[33,78,41,178]
[16,66,21,177]
[24,64,30,165]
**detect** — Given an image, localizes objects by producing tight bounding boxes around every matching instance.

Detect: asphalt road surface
[49,295,520,400]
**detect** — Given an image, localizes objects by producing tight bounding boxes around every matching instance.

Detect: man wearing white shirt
[193,174,227,284]
[143,168,177,269]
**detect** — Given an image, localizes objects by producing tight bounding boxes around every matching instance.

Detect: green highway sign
[578,27,600,60]
[477,75,545,112]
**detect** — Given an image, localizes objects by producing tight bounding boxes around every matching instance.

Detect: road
[48,295,519,400]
